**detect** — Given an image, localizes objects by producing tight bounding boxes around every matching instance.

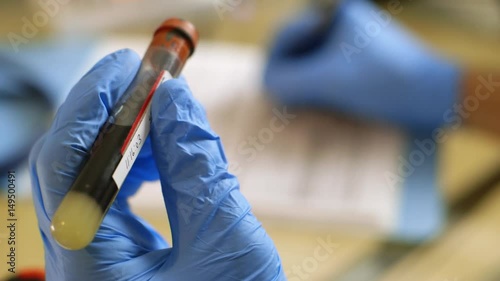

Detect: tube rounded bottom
[51,191,103,250]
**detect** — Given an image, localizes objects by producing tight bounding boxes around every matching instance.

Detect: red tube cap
[154,18,199,56]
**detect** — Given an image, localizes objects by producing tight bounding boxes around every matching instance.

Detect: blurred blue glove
[264,0,461,132]
[0,38,93,173]
[30,49,285,281]
[0,54,51,171]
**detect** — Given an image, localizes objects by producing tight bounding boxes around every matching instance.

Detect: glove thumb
[150,76,236,245]
[149,77,284,280]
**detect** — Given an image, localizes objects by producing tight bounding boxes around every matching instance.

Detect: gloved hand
[30,49,285,281]
[264,0,461,132]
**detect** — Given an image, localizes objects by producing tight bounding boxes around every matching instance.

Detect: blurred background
[1,0,500,280]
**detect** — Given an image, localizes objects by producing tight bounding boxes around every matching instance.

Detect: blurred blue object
[0,54,50,172]
[265,0,452,241]
[396,136,445,241]
[30,49,284,280]
[0,37,94,172]
[264,0,462,132]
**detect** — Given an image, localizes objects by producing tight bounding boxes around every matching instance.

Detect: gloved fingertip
[112,48,141,64]
[160,75,191,96]
[60,48,142,114]
[150,76,202,125]
[149,75,226,188]
[84,48,141,78]
[100,48,140,66]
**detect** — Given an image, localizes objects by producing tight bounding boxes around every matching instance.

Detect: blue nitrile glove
[30,49,285,281]
[264,0,462,132]
[0,54,51,172]
[0,38,93,173]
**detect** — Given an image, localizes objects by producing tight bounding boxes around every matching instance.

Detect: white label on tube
[112,71,173,189]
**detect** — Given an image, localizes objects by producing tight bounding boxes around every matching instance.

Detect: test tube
[51,18,199,250]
